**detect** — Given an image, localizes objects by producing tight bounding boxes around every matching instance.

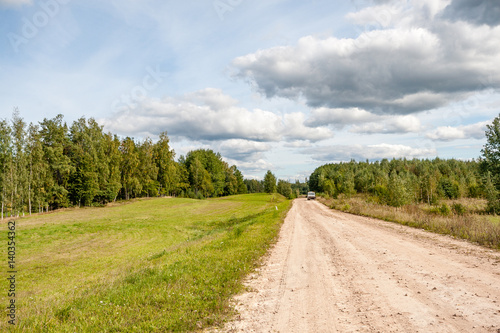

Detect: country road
[220,198,500,332]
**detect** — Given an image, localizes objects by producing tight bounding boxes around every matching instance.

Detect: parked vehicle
[307,191,316,200]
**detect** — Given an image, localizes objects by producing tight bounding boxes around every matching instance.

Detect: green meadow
[1,193,291,332]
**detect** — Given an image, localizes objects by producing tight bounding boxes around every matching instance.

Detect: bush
[452,203,467,216]
[439,203,451,216]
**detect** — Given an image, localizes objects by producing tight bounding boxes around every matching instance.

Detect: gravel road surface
[220,198,500,332]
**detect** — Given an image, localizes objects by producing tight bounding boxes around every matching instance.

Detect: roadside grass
[319,195,500,249]
[1,193,292,332]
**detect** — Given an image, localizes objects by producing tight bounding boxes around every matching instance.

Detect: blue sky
[1,0,500,180]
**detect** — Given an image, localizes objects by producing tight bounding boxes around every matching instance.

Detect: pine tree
[39,115,74,209]
[234,168,247,194]
[69,117,100,206]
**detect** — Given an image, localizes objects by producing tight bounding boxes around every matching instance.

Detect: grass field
[1,193,291,332]
[320,195,500,249]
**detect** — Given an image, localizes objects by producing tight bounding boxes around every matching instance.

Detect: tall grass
[320,195,500,249]
[1,194,292,332]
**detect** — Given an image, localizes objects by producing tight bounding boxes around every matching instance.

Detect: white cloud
[350,115,422,134]
[224,157,274,176]
[306,143,437,161]
[102,88,332,143]
[283,112,333,141]
[219,139,271,161]
[233,2,500,115]
[306,107,377,128]
[346,3,402,28]
[426,120,489,141]
[306,107,421,134]
[283,140,312,148]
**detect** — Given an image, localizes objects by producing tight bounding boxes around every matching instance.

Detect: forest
[0,110,254,218]
[4,108,500,219]
[308,114,500,214]
[309,157,482,206]
[0,110,305,218]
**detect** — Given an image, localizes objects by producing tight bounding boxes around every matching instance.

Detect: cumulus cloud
[346,3,402,27]
[350,115,422,134]
[0,0,32,7]
[232,2,500,115]
[102,88,332,143]
[218,139,271,161]
[305,108,377,128]
[442,0,500,27]
[283,140,312,148]
[224,157,274,176]
[283,112,333,141]
[305,143,437,162]
[426,120,489,141]
[305,107,421,134]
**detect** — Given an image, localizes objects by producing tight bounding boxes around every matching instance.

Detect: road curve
[220,198,500,333]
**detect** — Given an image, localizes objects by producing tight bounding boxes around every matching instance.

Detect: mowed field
[1,194,291,332]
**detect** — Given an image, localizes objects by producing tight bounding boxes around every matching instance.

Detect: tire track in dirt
[217,199,500,332]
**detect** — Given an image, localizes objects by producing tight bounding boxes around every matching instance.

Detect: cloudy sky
[1,0,499,180]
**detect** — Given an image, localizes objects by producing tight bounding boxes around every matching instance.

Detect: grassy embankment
[319,194,500,249]
[1,193,291,332]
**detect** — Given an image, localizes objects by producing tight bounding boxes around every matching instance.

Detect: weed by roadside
[319,195,500,249]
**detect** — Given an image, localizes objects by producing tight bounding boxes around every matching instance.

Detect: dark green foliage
[481,114,500,213]
[181,149,247,198]
[309,158,484,208]
[452,203,467,216]
[483,172,500,214]
[245,179,263,193]
[263,170,277,194]
[439,203,451,216]
[277,179,293,199]
[0,118,12,219]
[481,114,500,176]
[291,180,309,195]
[39,114,74,209]
[0,112,251,215]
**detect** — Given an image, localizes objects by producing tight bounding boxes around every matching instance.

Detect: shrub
[452,203,467,216]
[439,203,451,216]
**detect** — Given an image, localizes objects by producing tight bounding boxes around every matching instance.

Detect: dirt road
[221,199,500,332]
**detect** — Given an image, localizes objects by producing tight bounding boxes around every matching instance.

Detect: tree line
[309,158,482,207]
[308,114,500,213]
[0,111,256,218]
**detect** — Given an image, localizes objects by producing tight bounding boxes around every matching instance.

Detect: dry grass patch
[319,195,500,249]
